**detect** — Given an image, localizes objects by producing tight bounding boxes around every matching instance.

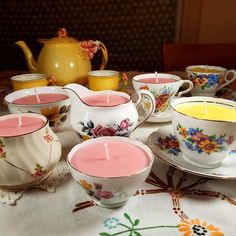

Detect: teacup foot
[93,199,128,209]
[182,155,221,169]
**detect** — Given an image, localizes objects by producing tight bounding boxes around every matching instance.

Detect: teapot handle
[95,40,108,70]
[80,40,108,69]
[133,90,155,130]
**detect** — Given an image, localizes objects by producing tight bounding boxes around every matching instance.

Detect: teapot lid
[37,28,79,44]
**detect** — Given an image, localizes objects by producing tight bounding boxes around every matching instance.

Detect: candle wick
[17,111,22,127]
[155,71,158,83]
[106,92,110,103]
[34,88,41,103]
[204,99,208,115]
[104,143,110,160]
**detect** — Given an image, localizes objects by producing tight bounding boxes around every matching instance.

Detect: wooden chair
[162,43,236,72]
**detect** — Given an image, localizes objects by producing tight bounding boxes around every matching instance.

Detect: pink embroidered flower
[120,119,130,130]
[92,125,116,137]
[80,40,98,59]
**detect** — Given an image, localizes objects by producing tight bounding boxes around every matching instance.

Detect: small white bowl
[67,137,154,208]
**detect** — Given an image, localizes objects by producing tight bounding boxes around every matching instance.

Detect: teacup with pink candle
[132,73,193,119]
[67,136,154,208]
[0,113,61,190]
[4,86,71,132]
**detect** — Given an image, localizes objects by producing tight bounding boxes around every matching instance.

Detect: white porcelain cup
[171,96,236,168]
[186,65,236,96]
[132,73,193,117]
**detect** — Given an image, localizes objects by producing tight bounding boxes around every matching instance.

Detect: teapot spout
[15,41,37,73]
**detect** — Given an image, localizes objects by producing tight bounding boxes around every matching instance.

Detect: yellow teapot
[15,28,108,86]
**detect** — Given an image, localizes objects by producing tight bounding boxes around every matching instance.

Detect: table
[0,71,236,236]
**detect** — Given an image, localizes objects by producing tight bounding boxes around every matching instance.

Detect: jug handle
[133,90,155,130]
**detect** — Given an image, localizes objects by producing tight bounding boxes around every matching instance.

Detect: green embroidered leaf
[124,213,132,222]
[134,231,142,236]
[134,219,140,226]
[79,121,85,126]
[99,233,112,236]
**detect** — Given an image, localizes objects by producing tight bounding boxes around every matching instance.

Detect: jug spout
[62,83,94,105]
[15,41,37,73]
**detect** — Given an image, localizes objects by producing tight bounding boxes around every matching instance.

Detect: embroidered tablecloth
[0,71,236,236]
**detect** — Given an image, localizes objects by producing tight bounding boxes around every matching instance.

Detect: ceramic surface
[63,84,155,140]
[171,97,236,168]
[67,137,154,208]
[88,70,128,91]
[147,126,236,179]
[15,28,108,86]
[0,113,61,190]
[4,86,71,132]
[186,65,236,96]
[132,73,193,117]
[146,108,172,123]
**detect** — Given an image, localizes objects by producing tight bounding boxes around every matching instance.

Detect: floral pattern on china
[79,118,134,140]
[176,124,235,155]
[139,85,174,113]
[189,73,224,89]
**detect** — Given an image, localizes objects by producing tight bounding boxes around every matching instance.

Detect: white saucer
[146,109,172,123]
[147,125,236,179]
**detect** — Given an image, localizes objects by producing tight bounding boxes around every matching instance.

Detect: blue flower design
[208,74,219,87]
[184,140,197,151]
[188,128,198,136]
[104,217,120,229]
[216,137,225,145]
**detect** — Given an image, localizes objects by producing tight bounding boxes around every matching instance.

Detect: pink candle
[139,78,176,84]
[83,94,129,106]
[0,115,45,137]
[13,93,69,105]
[70,140,150,177]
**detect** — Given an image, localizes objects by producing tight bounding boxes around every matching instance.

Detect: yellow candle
[175,102,236,121]
[190,67,222,73]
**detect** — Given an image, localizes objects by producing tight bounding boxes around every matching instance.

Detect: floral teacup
[4,86,71,132]
[132,73,193,117]
[171,96,236,168]
[186,65,236,96]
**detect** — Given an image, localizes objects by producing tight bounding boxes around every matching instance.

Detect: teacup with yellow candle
[171,96,236,168]
[88,70,128,91]
[186,65,236,96]
[11,73,56,91]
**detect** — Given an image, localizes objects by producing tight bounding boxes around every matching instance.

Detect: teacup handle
[133,89,155,130]
[118,72,128,91]
[176,80,193,98]
[217,69,236,91]
[47,75,57,86]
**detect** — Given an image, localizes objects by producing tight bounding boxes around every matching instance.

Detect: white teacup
[132,73,193,116]
[171,96,236,168]
[186,65,236,96]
